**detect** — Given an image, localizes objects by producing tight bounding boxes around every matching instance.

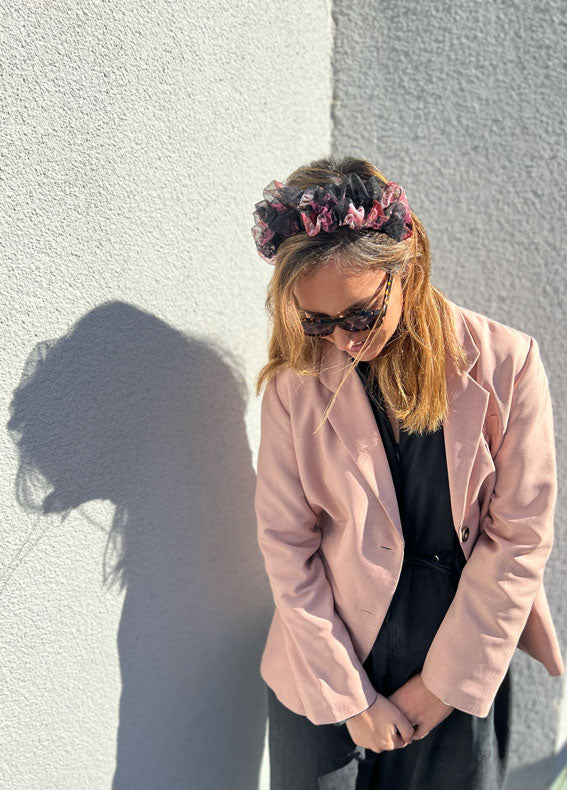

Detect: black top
[309,363,511,778]
[355,360,464,566]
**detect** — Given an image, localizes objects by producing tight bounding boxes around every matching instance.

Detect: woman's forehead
[293,266,387,315]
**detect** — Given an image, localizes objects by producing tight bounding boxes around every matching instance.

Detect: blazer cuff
[420,658,507,717]
[331,694,378,726]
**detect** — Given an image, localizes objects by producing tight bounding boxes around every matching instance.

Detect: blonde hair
[255,155,469,435]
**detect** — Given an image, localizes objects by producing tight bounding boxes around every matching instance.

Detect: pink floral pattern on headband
[251,172,413,263]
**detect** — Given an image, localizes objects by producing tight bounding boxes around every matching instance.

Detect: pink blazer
[255,299,564,726]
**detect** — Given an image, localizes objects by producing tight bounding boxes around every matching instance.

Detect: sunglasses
[299,271,394,337]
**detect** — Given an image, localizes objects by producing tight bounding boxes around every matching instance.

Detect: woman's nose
[330,326,359,351]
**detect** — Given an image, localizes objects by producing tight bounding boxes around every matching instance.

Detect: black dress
[266,361,512,790]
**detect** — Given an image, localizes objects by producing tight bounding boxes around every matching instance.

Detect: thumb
[395,711,415,744]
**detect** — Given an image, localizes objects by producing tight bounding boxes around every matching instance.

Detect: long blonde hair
[255,155,468,435]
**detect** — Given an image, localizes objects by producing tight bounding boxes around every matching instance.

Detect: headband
[251,171,413,263]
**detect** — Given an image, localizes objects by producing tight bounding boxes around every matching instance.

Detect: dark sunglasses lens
[302,311,383,336]
[344,313,380,331]
[301,320,333,336]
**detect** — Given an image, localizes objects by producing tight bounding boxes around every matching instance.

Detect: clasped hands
[345,672,455,754]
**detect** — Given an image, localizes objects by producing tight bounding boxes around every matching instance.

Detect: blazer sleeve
[421,336,557,717]
[255,371,378,725]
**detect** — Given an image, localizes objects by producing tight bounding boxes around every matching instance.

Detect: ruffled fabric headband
[251,171,413,263]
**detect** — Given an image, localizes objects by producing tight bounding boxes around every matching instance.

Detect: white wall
[0,2,331,788]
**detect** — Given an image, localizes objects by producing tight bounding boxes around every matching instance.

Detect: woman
[251,156,563,789]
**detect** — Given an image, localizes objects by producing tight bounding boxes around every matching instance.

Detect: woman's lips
[348,341,365,352]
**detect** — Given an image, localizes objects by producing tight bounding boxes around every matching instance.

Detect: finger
[395,716,415,744]
[412,723,430,741]
[392,732,410,749]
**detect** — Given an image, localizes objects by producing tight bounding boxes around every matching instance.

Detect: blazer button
[461,526,470,542]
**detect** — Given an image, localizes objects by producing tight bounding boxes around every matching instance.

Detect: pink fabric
[255,300,563,726]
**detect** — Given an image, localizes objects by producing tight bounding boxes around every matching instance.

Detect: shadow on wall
[6,301,273,790]
[504,742,567,790]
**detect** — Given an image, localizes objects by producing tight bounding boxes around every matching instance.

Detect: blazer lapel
[442,303,490,536]
[317,341,404,542]
[317,301,489,544]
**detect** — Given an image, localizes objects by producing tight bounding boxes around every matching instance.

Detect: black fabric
[354,360,465,568]
[266,361,512,789]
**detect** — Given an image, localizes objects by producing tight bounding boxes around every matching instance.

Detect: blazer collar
[315,300,489,544]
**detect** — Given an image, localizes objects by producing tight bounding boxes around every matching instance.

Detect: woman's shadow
[6,300,273,790]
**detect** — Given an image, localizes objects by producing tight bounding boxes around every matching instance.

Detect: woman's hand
[387,673,455,740]
[345,693,415,753]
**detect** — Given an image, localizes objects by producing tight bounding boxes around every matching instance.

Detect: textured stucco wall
[0,2,331,788]
[3,0,565,787]
[331,0,566,786]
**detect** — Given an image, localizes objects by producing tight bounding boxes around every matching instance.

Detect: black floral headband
[251,171,413,263]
